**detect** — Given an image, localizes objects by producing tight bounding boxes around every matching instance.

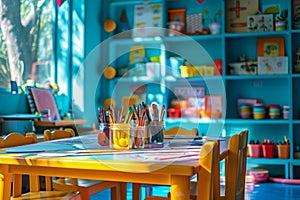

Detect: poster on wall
[226,0,259,32]
[133,3,163,37]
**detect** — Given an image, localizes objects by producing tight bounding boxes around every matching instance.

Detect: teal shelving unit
[98,0,300,179]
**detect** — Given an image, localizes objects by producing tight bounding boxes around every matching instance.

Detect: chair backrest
[0,132,38,196]
[30,87,61,121]
[43,129,77,191]
[44,129,75,141]
[219,130,248,200]
[164,126,198,138]
[0,132,37,148]
[196,140,217,200]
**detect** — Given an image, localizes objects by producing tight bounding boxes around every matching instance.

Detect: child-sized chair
[144,130,249,200]
[0,132,80,199]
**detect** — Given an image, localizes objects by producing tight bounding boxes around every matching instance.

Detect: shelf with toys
[99,0,300,178]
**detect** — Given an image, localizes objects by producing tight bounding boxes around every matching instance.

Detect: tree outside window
[0,0,54,90]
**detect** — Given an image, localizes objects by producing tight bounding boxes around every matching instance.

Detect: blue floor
[91,182,300,200]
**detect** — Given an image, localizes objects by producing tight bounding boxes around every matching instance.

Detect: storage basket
[277,144,290,159]
[248,144,261,158]
[180,66,196,77]
[262,144,275,158]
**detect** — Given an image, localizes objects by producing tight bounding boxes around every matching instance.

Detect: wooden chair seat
[0,132,80,200]
[44,129,122,200]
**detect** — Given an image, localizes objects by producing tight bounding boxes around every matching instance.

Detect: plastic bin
[262,144,275,158]
[248,144,261,158]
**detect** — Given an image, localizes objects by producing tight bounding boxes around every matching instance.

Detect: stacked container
[253,103,265,120]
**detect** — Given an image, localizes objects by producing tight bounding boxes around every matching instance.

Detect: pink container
[248,144,261,158]
[248,169,269,182]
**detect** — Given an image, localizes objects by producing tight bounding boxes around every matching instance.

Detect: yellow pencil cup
[109,123,131,149]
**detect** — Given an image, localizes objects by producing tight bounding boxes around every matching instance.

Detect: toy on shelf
[229,55,258,75]
[294,47,300,73]
[203,9,222,34]
[275,9,288,31]
[117,9,130,34]
[293,0,300,29]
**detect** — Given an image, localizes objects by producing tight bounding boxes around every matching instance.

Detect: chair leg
[12,174,22,197]
[120,182,127,200]
[29,175,40,192]
[132,183,141,200]
[111,186,118,200]
[78,188,90,200]
[145,185,153,197]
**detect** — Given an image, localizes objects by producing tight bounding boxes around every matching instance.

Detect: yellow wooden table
[0,134,201,200]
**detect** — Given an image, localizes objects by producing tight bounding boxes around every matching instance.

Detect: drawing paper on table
[5,142,81,153]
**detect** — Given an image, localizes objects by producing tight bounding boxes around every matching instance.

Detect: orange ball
[104,19,116,33]
[104,66,116,79]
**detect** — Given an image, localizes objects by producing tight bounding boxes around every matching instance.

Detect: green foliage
[276,9,288,22]
[0,0,53,89]
[0,35,10,87]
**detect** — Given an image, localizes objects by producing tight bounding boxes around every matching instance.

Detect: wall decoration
[168,9,186,32]
[247,14,274,32]
[257,37,285,57]
[133,3,163,37]
[226,0,259,32]
[257,56,288,74]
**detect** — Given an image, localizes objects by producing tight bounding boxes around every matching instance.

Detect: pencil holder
[248,144,261,158]
[98,123,110,146]
[109,123,131,149]
[277,144,290,159]
[262,144,275,158]
[149,121,164,144]
[131,125,145,149]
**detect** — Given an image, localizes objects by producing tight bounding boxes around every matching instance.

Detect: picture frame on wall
[168,9,186,32]
[257,37,285,56]
[168,9,186,23]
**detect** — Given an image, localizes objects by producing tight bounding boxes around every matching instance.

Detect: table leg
[120,182,127,200]
[132,183,141,200]
[0,164,12,200]
[170,175,190,200]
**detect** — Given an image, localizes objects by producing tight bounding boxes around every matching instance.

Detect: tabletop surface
[0,134,202,174]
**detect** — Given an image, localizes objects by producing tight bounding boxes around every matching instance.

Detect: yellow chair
[44,129,123,200]
[144,140,218,200]
[191,130,248,200]
[216,130,248,200]
[0,132,80,199]
[144,130,249,200]
[132,126,198,199]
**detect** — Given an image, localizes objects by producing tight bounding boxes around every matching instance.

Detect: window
[0,0,55,92]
